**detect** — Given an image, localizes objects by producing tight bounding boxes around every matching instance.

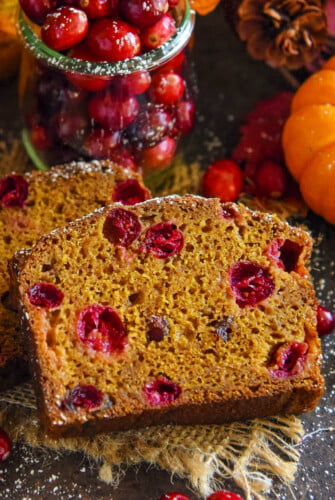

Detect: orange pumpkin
[282,56,335,224]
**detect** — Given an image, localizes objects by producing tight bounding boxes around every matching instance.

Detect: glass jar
[18,1,196,176]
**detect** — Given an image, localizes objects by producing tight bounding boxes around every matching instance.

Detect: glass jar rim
[19,0,196,76]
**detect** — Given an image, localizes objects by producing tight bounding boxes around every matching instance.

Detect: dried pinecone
[237,0,328,69]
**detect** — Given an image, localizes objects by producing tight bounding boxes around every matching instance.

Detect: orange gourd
[282,56,335,224]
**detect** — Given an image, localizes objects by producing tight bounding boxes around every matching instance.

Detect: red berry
[158,50,185,73]
[62,384,104,410]
[141,13,176,50]
[88,89,140,130]
[77,0,110,18]
[88,19,141,62]
[317,305,335,336]
[144,377,181,405]
[114,71,151,96]
[157,494,190,500]
[147,315,169,341]
[107,147,137,171]
[41,7,89,52]
[207,491,245,500]
[137,136,176,169]
[149,72,185,105]
[119,0,169,29]
[143,221,184,258]
[0,175,29,208]
[230,261,275,307]
[113,179,149,205]
[67,43,112,91]
[268,342,308,378]
[0,428,11,462]
[19,0,58,25]
[28,282,64,308]
[175,99,195,135]
[30,124,52,150]
[203,159,244,202]
[52,110,89,146]
[103,207,142,247]
[83,128,121,158]
[77,304,127,353]
[254,160,288,199]
[129,104,175,150]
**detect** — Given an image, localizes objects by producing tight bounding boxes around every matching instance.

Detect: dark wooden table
[1,7,335,499]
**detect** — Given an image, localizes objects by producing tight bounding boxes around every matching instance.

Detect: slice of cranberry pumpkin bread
[0,160,149,390]
[14,195,324,436]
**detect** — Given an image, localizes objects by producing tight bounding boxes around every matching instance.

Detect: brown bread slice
[14,195,324,435]
[0,160,149,389]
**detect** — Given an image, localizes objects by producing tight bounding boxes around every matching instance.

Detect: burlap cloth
[0,138,306,500]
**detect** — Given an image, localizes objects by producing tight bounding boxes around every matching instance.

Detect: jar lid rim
[19,1,195,76]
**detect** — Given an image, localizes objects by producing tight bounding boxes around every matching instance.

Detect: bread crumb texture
[17,195,324,434]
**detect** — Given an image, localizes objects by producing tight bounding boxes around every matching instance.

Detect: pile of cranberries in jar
[19,0,196,173]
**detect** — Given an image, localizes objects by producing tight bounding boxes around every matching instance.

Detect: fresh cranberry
[88,89,140,130]
[119,0,169,29]
[52,110,89,146]
[317,305,335,336]
[19,0,58,25]
[83,128,121,158]
[268,342,308,378]
[230,262,275,307]
[268,239,302,273]
[0,175,29,208]
[143,221,183,258]
[114,71,151,96]
[88,19,141,62]
[30,124,52,150]
[41,7,89,52]
[36,73,70,117]
[28,282,64,308]
[149,72,185,105]
[159,50,185,73]
[77,304,127,353]
[77,0,110,18]
[203,159,244,203]
[103,207,142,247]
[0,428,11,462]
[175,100,195,136]
[157,493,190,500]
[141,13,176,50]
[62,384,104,410]
[107,147,137,171]
[113,179,149,205]
[147,315,169,341]
[207,491,245,500]
[129,104,175,150]
[254,160,288,199]
[144,376,181,405]
[137,136,176,169]
[67,43,112,91]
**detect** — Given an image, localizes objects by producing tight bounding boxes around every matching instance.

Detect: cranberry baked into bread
[14,195,324,435]
[0,160,149,389]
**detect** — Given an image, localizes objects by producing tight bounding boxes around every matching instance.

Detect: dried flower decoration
[237,0,328,69]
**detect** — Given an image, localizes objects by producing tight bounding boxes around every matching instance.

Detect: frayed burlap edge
[0,403,303,500]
